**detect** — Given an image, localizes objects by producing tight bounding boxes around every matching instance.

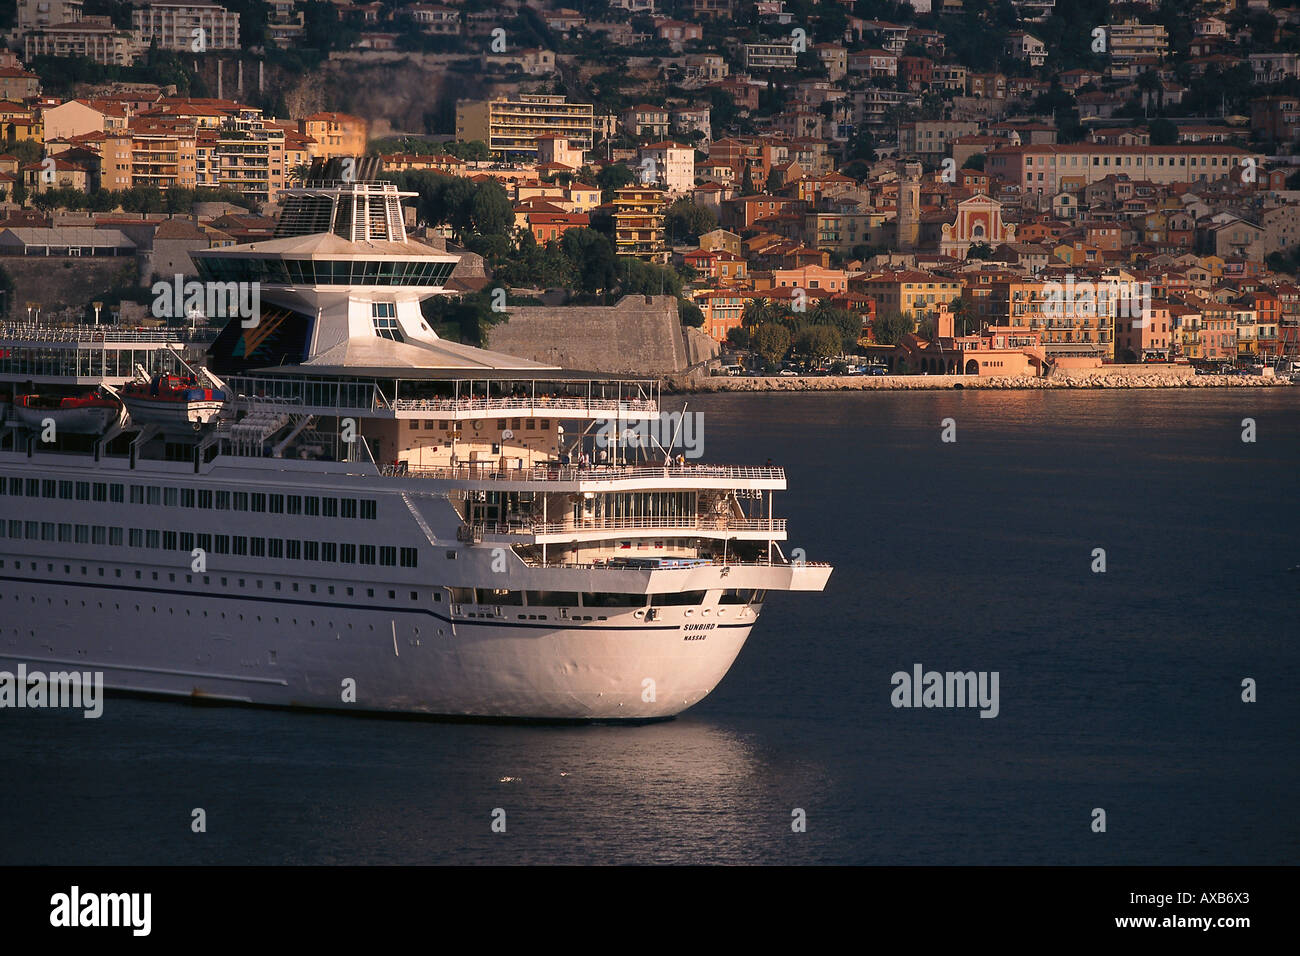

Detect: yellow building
[299,112,367,160]
[854,270,964,318]
[981,278,1116,360]
[0,101,43,145]
[455,94,594,159]
[612,186,667,262]
[212,110,286,204]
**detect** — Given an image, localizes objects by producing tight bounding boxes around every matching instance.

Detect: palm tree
[951,296,978,336]
[743,298,777,329]
[287,163,311,186]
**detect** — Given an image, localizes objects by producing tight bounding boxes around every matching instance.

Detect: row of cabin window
[0,558,432,603]
[0,520,416,567]
[0,477,377,519]
[408,419,552,431]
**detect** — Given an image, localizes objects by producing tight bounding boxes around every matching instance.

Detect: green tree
[810,303,865,351]
[596,163,636,202]
[725,326,751,350]
[560,228,618,293]
[618,257,683,298]
[743,297,781,329]
[753,321,792,369]
[664,198,717,244]
[678,299,705,327]
[1149,118,1179,146]
[796,323,842,361]
[740,162,756,196]
[420,290,508,345]
[950,297,979,336]
[441,140,491,162]
[470,180,514,238]
[872,310,914,346]
[966,242,994,260]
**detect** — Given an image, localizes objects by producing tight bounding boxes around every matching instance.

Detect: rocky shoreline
[667,371,1295,392]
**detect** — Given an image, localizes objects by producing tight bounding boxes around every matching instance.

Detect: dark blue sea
[3,389,1297,864]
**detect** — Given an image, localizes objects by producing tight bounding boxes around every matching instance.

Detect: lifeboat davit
[122,373,226,430]
[13,392,122,434]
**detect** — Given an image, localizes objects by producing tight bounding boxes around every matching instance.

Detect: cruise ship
[0,159,831,720]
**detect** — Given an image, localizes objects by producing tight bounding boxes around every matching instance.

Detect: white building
[1005,31,1047,67]
[638,141,695,196]
[132,1,240,52]
[15,0,84,32]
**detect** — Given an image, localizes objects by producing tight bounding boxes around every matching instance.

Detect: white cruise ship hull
[0,577,756,719]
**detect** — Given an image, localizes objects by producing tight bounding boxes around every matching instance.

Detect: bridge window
[372,302,403,341]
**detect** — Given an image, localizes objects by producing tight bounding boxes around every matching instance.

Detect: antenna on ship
[661,401,688,466]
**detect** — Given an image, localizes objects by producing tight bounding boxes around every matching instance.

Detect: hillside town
[3,0,1300,379]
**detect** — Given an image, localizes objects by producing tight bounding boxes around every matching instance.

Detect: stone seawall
[669,370,1293,392]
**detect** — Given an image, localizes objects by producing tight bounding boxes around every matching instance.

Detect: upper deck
[0,323,214,385]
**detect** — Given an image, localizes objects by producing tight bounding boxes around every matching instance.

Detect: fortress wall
[487,295,690,374]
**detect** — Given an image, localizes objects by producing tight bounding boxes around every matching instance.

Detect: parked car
[867,365,889,376]
[778,369,799,377]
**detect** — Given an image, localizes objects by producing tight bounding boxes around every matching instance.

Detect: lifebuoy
[472,420,481,431]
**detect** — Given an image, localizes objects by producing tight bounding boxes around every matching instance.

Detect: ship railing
[467,516,786,536]
[526,516,787,534]
[0,324,216,344]
[389,397,658,414]
[383,463,787,482]
[515,557,831,570]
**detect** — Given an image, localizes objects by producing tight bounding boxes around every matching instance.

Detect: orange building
[299,112,368,159]
[980,278,1116,360]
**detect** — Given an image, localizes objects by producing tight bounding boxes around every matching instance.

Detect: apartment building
[897,120,979,159]
[299,112,367,159]
[986,144,1260,195]
[1106,19,1168,64]
[980,278,1116,359]
[1252,96,1300,147]
[744,42,798,71]
[1115,301,1173,361]
[621,104,670,139]
[612,186,668,262]
[100,118,199,192]
[43,98,129,140]
[670,106,711,145]
[455,94,594,159]
[692,0,734,17]
[1249,52,1300,85]
[638,141,695,196]
[24,16,135,66]
[15,0,84,31]
[696,289,750,343]
[855,271,964,318]
[132,2,240,51]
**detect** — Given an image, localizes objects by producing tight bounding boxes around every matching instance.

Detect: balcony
[391,395,657,416]
[383,462,786,487]
[465,514,787,544]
